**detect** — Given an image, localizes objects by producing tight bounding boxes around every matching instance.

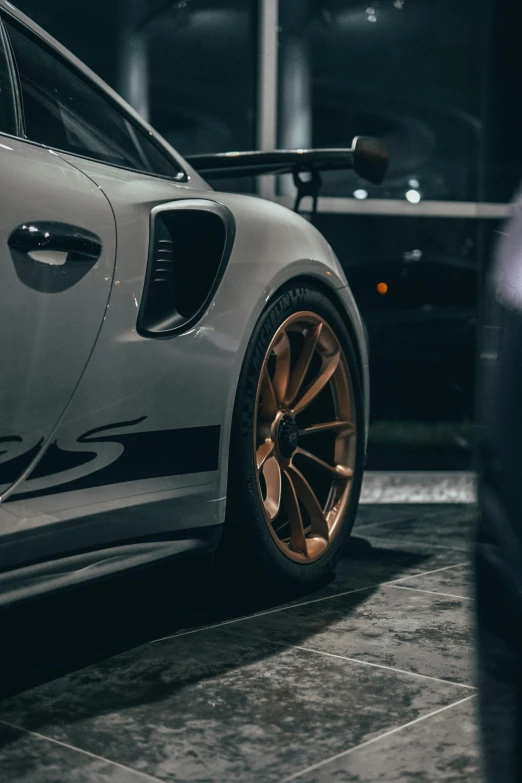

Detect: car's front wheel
[221,283,365,593]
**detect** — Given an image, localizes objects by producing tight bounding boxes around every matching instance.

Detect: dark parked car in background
[347,251,477,421]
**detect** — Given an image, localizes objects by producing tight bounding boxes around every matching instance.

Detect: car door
[0,10,198,522]
[0,17,117,495]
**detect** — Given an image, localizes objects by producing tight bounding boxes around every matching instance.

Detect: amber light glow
[376,282,388,294]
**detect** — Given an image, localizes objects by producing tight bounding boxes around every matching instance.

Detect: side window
[4,20,184,180]
[0,24,16,135]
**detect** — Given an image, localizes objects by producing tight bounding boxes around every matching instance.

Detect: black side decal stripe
[7,425,220,502]
[78,416,148,441]
[0,438,44,485]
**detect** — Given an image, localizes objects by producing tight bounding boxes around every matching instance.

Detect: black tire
[219,282,365,594]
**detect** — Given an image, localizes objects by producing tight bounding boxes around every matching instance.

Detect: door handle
[8,221,102,264]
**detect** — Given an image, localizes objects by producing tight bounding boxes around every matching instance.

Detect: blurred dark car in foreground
[475,194,522,783]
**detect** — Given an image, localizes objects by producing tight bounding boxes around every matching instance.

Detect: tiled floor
[0,504,480,782]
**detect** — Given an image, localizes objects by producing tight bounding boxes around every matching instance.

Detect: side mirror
[352,136,389,185]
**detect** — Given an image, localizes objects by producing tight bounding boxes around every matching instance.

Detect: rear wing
[186,136,389,212]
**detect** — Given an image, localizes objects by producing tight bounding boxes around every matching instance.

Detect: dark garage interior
[1,0,521,781]
[12,0,520,470]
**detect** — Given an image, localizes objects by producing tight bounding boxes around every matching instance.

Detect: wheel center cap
[277,414,299,459]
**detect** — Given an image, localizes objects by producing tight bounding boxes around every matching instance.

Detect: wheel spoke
[256,439,274,471]
[295,447,354,480]
[300,420,356,437]
[282,470,308,556]
[287,464,330,540]
[259,369,278,421]
[285,323,322,406]
[254,311,356,564]
[292,350,340,415]
[262,456,282,521]
[272,331,291,405]
[305,536,330,559]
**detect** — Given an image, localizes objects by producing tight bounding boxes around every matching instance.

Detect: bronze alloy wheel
[254,311,357,563]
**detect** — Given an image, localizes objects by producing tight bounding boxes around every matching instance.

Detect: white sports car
[0,2,387,604]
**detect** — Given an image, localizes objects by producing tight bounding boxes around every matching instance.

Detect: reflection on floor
[0,504,480,782]
[366,421,475,471]
[360,471,476,503]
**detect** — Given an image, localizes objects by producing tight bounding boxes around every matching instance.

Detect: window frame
[0,15,23,137]
[0,10,189,183]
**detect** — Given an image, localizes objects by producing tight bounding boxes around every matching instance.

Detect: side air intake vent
[137,200,235,338]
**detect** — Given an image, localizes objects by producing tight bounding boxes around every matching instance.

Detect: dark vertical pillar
[278,0,312,195]
[118,0,150,121]
[481,0,522,205]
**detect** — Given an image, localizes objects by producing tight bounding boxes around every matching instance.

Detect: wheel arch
[219,272,369,507]
[264,274,367,388]
[218,275,366,584]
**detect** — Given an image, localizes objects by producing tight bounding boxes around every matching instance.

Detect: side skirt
[0,525,222,609]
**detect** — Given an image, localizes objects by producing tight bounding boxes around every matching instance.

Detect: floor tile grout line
[279,694,477,782]
[219,627,476,691]
[355,508,476,530]
[354,533,469,552]
[0,719,163,783]
[291,645,474,690]
[151,583,380,642]
[353,516,423,530]
[389,561,469,583]
[354,518,448,532]
[355,513,475,529]
[152,561,470,644]
[390,584,473,601]
[359,502,476,508]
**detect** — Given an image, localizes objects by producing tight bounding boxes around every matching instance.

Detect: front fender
[209,192,369,493]
[6,189,368,523]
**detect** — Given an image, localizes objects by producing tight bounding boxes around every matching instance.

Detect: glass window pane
[313,214,502,468]
[147,0,258,193]
[0,26,16,135]
[6,19,182,179]
[278,0,483,202]
[11,1,257,191]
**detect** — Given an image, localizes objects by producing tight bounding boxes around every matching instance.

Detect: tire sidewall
[227,283,365,590]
